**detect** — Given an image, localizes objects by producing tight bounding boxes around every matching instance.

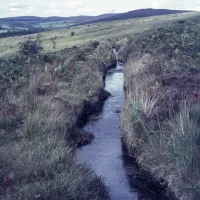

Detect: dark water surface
[77,60,157,200]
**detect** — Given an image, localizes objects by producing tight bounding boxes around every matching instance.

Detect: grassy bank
[0,40,116,199]
[120,20,200,199]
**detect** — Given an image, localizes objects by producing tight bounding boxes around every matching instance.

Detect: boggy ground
[119,20,200,200]
[0,40,116,199]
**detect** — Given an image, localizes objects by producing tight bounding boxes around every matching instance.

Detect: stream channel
[77,51,167,200]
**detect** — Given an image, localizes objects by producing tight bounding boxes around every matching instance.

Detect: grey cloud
[9,4,30,9]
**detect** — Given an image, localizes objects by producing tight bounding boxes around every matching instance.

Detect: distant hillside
[0,14,117,24]
[0,13,119,38]
[0,16,43,22]
[78,8,192,25]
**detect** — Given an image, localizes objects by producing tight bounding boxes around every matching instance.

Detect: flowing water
[77,52,163,200]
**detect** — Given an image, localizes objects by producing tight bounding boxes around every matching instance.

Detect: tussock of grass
[121,20,200,199]
[0,41,115,199]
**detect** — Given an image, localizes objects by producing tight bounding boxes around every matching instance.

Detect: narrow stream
[77,52,159,200]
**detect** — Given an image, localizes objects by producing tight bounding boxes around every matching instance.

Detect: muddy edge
[75,47,177,199]
[68,55,117,147]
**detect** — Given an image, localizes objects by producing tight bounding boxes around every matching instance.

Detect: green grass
[0,41,116,199]
[0,12,199,58]
[1,11,200,200]
[121,19,200,200]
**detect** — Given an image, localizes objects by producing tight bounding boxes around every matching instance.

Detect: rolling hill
[0,13,118,37]
[0,14,117,24]
[78,8,192,25]
[0,9,193,38]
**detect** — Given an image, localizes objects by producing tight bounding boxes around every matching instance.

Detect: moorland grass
[1,11,200,200]
[121,20,200,200]
[0,40,116,199]
[0,12,199,58]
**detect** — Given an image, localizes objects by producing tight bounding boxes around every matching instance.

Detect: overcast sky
[0,0,199,18]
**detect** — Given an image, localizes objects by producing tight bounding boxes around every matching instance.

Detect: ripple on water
[77,62,159,200]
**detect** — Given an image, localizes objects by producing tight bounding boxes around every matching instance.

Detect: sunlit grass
[0,11,199,58]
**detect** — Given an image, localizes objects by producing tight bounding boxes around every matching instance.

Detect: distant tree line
[0,29,47,38]
[0,26,6,30]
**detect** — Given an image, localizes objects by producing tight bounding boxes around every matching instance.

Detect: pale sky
[0,0,199,18]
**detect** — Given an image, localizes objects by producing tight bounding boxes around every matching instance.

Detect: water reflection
[77,63,160,200]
